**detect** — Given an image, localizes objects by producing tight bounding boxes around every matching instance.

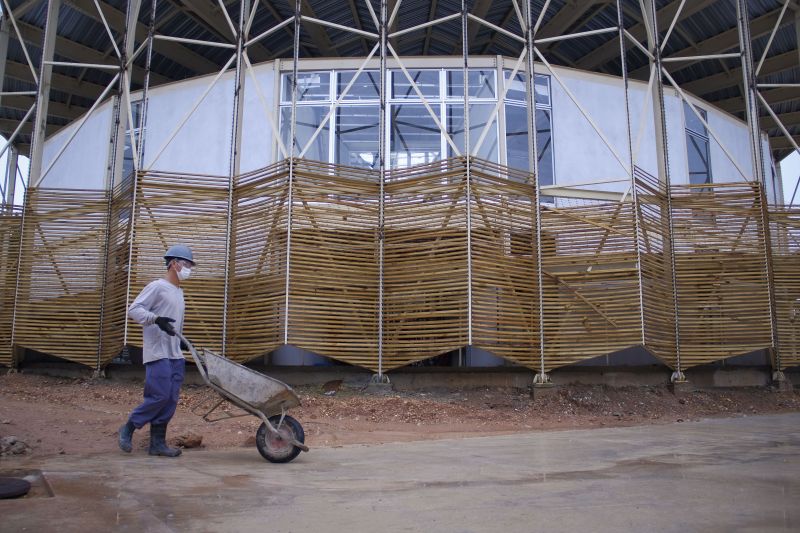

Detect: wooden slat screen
[98,174,135,365]
[127,172,229,354]
[470,159,540,367]
[286,160,380,368]
[226,161,289,362]
[670,182,772,367]
[0,208,22,366]
[768,207,800,369]
[541,197,641,370]
[635,168,679,367]
[13,189,108,366]
[383,159,469,369]
[2,159,797,374]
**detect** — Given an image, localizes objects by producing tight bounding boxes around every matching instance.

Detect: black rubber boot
[118,420,136,453]
[148,424,182,457]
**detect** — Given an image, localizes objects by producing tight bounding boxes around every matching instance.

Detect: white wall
[548,66,631,193]
[703,99,754,183]
[40,100,113,189]
[39,58,773,195]
[545,65,701,192]
[141,72,235,175]
[239,62,276,173]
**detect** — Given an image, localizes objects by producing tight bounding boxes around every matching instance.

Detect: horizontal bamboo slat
[1,159,793,375]
[127,171,229,355]
[0,208,22,366]
[384,159,469,369]
[470,159,540,367]
[670,182,772,368]
[13,189,108,366]
[98,174,135,365]
[226,161,290,362]
[287,160,380,368]
[541,196,641,370]
[635,168,678,367]
[769,207,800,369]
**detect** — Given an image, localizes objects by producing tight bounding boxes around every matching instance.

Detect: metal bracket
[670,370,687,383]
[370,373,391,384]
[533,372,551,385]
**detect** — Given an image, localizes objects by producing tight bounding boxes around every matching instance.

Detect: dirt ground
[0,373,798,458]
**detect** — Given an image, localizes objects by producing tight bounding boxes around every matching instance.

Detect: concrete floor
[2,414,799,533]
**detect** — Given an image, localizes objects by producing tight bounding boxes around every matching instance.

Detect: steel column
[462,0,473,351]
[736,0,767,185]
[123,0,158,347]
[96,0,141,372]
[737,0,780,376]
[223,0,250,357]
[3,147,18,209]
[642,0,683,381]
[376,0,387,379]
[283,0,301,345]
[616,0,646,347]
[0,14,10,111]
[524,0,547,382]
[28,0,61,186]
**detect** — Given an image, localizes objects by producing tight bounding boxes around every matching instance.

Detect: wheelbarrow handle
[176,332,211,386]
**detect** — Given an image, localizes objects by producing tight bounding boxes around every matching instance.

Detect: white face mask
[177,266,192,281]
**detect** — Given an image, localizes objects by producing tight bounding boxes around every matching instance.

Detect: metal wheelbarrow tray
[179,333,309,463]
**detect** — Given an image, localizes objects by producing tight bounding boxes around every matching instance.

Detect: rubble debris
[0,436,32,457]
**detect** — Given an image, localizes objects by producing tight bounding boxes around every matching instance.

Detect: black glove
[154,316,176,336]
[180,340,188,351]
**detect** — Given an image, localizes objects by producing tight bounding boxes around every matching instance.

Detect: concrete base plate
[669,380,693,396]
[531,382,557,400]
[363,381,393,395]
[770,377,794,393]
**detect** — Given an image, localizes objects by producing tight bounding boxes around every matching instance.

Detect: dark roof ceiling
[2,0,798,160]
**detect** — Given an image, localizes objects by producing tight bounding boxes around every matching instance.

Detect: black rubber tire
[255,415,305,464]
[0,477,31,499]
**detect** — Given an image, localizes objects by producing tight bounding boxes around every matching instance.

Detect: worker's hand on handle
[180,340,188,351]
[155,316,176,336]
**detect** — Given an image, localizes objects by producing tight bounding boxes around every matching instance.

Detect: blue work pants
[128,358,185,428]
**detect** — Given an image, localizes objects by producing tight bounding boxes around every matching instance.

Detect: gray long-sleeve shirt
[128,278,186,364]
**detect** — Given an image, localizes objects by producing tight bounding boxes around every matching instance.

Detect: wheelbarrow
[178,333,309,463]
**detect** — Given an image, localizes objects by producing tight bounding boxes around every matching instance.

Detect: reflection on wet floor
[1,413,798,532]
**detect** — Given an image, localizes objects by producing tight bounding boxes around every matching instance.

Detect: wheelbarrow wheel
[256,415,305,463]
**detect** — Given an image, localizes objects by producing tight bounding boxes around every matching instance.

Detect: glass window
[338,71,380,101]
[390,104,442,168]
[446,103,498,162]
[447,70,496,99]
[391,70,439,99]
[336,105,380,168]
[503,71,550,106]
[504,104,554,186]
[687,133,711,185]
[684,102,711,184]
[122,100,144,181]
[683,101,707,136]
[281,106,330,161]
[282,72,331,103]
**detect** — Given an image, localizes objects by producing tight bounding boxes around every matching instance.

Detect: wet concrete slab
[2,413,798,532]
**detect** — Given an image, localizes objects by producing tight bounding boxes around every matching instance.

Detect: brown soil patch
[0,373,797,458]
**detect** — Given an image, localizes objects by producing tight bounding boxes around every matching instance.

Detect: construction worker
[118,245,195,457]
